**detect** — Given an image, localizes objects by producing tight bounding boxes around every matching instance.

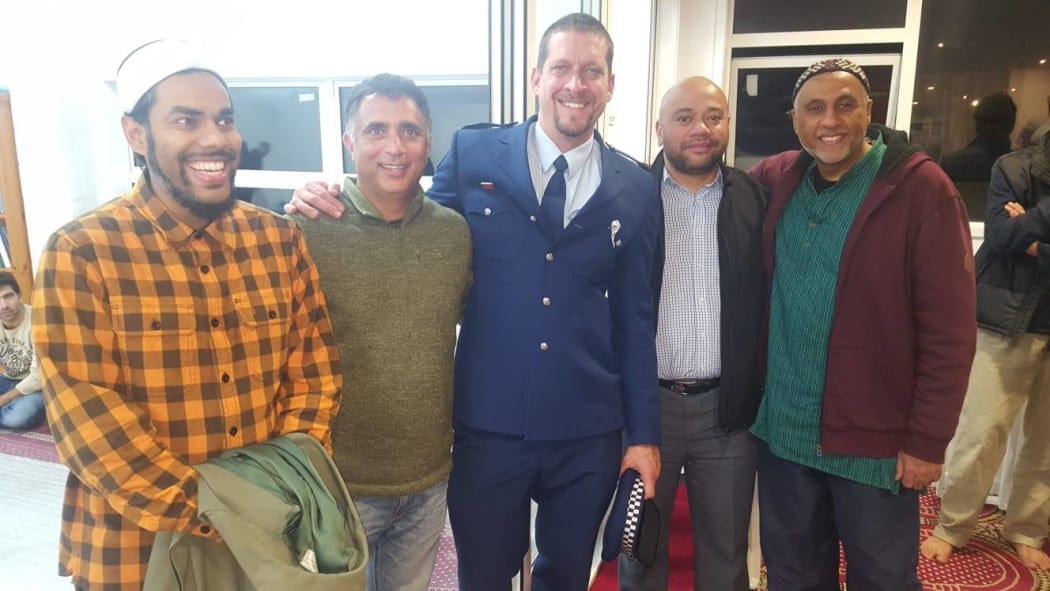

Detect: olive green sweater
[296,178,471,496]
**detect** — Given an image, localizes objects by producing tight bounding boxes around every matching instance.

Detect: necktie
[541,155,568,231]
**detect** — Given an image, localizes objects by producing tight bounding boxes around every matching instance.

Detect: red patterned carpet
[591,484,1050,590]
[918,494,1050,591]
[0,421,57,462]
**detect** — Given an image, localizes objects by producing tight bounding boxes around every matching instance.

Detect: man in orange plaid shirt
[32,40,343,591]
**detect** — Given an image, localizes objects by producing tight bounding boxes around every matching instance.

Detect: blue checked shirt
[656,169,722,381]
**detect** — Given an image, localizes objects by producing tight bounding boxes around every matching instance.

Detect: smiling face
[344,94,431,210]
[122,71,241,226]
[656,77,730,187]
[791,71,873,181]
[531,30,614,152]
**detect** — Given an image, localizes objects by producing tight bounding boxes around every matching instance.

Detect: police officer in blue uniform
[430,13,661,591]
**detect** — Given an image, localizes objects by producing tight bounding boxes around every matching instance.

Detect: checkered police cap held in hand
[792,58,871,103]
[116,39,222,114]
[601,468,660,566]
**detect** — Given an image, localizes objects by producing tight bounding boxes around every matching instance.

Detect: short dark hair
[126,69,232,168]
[0,272,21,296]
[343,73,432,137]
[974,92,1017,139]
[536,13,614,72]
[127,87,156,168]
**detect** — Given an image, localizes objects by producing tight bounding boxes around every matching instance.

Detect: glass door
[727,54,901,170]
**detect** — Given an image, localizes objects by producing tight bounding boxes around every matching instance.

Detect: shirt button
[150,320,161,330]
[211,318,220,328]
[539,342,549,351]
[542,297,551,306]
[221,373,230,383]
[229,426,239,436]
[483,207,492,216]
[193,232,205,240]
[803,242,810,249]
[529,215,537,223]
[809,222,817,229]
[200,265,210,274]
[200,525,211,534]
[268,309,277,319]
[545,252,554,262]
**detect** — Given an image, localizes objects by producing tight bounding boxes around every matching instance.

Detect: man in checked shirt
[32,40,342,591]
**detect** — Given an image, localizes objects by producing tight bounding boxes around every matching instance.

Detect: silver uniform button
[529,215,537,222]
[539,342,549,351]
[542,297,551,306]
[483,207,492,216]
[545,252,554,262]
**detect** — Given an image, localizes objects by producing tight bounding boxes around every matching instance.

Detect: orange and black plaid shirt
[32,178,342,591]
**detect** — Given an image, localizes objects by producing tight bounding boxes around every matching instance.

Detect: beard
[146,132,238,221]
[664,146,723,178]
[554,116,595,139]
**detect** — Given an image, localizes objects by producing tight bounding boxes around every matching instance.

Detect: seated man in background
[0,271,45,431]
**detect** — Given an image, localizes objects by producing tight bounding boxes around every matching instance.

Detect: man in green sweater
[294,73,472,591]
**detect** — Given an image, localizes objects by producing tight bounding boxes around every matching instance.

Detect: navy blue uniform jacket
[429,117,661,445]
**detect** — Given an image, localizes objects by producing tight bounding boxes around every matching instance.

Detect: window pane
[909,0,1050,221]
[338,84,490,174]
[229,86,323,173]
[733,0,906,34]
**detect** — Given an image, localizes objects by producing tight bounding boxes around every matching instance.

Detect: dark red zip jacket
[750,125,976,463]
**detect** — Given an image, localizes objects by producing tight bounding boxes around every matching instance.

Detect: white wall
[602,0,655,159]
[649,0,730,162]
[0,0,489,273]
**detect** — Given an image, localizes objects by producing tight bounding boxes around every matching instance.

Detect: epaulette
[461,121,518,130]
[604,141,652,171]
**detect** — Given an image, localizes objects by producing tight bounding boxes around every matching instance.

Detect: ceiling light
[927,85,935,91]
[913,101,919,105]
[971,100,980,107]
[1011,88,1017,92]
[937,43,944,48]
[962,95,968,100]
[1041,59,1047,65]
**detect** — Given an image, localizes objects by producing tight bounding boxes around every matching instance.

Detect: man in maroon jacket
[748,58,976,590]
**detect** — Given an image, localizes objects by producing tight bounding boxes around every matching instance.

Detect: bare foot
[1014,543,1050,570]
[920,535,956,563]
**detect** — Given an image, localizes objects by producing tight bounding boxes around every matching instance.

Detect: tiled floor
[0,453,71,590]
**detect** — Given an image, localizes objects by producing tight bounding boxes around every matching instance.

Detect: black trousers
[757,443,922,591]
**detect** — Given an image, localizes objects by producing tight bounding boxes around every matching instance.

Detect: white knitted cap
[116,40,222,114]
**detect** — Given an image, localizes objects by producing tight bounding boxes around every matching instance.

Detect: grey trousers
[619,386,757,590]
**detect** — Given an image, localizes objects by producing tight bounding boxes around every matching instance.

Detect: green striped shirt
[752,132,900,492]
